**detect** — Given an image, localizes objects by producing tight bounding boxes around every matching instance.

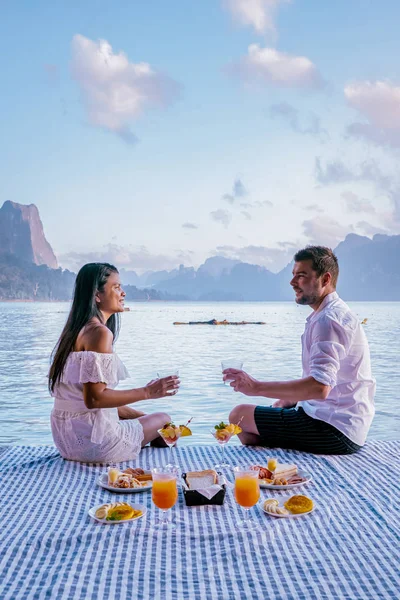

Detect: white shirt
[301,292,375,446]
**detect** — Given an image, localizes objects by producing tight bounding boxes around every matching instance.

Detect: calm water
[0,301,399,446]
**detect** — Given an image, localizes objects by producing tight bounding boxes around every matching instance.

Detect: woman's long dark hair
[49,262,121,392]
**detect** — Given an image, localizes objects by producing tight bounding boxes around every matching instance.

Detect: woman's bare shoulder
[76,322,113,353]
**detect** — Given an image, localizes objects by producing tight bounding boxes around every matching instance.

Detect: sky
[1,0,400,274]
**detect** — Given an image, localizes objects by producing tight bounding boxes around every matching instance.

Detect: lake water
[0,301,399,447]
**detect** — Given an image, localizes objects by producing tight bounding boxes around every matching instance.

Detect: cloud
[222,178,248,204]
[270,102,328,139]
[182,222,198,229]
[210,209,232,227]
[229,45,324,89]
[355,221,389,236]
[241,211,252,220]
[344,81,400,148]
[215,242,298,272]
[70,34,180,142]
[302,216,354,248]
[305,204,324,213]
[341,191,375,214]
[223,0,291,35]
[314,157,392,190]
[254,200,273,207]
[58,243,192,274]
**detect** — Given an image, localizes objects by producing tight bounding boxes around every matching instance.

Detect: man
[225,246,375,454]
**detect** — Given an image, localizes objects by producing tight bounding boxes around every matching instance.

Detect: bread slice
[186,469,217,490]
[272,463,298,481]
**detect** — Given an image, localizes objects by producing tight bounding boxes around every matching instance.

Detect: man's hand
[272,398,298,409]
[223,369,260,396]
[145,376,180,399]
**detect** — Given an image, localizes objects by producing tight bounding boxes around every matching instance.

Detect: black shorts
[254,406,362,455]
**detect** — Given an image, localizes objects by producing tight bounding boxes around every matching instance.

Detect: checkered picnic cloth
[0,442,399,599]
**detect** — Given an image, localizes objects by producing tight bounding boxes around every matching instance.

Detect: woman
[49,262,179,463]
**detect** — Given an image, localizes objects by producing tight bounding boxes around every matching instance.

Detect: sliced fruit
[179,425,192,437]
[232,424,242,435]
[106,503,136,521]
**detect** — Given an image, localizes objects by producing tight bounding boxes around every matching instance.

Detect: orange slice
[179,425,192,437]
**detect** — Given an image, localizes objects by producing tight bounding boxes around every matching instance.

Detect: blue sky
[1,0,399,273]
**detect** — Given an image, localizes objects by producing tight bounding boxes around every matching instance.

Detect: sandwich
[186,469,218,490]
[271,463,298,481]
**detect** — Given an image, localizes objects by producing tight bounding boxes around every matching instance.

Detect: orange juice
[234,475,260,508]
[267,458,278,472]
[152,477,178,510]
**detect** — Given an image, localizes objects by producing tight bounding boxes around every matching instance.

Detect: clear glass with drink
[233,466,260,529]
[151,466,179,528]
[221,359,244,385]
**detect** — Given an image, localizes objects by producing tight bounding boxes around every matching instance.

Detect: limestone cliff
[0,201,57,268]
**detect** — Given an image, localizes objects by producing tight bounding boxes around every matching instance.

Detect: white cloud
[215,242,298,272]
[229,45,324,89]
[344,81,400,148]
[58,243,192,274]
[210,209,232,227]
[315,158,392,190]
[223,0,291,35]
[222,178,248,204]
[341,191,375,214]
[241,210,252,220]
[302,216,354,248]
[270,102,328,139]
[71,34,179,141]
[182,222,198,230]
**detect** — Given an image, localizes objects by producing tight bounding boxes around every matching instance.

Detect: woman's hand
[223,369,260,396]
[145,376,180,399]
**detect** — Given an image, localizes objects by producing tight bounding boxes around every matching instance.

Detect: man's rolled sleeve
[309,317,349,388]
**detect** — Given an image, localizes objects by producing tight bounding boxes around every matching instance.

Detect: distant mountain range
[0,201,399,301]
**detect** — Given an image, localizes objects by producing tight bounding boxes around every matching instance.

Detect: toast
[186,469,218,490]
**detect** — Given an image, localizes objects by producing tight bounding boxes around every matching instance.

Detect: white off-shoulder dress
[50,351,144,463]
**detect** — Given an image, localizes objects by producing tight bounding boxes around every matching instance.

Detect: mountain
[335,233,400,300]
[0,200,399,300]
[0,201,57,268]
[139,234,400,301]
[0,254,75,300]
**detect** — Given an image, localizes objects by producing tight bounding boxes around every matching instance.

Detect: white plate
[259,498,315,519]
[259,470,312,490]
[89,503,147,524]
[98,472,152,493]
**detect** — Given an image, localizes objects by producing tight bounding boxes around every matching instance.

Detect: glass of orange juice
[233,466,260,529]
[151,466,179,528]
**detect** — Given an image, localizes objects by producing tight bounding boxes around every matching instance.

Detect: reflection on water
[0,301,399,446]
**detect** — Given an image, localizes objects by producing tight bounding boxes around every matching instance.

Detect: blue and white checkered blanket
[0,442,399,599]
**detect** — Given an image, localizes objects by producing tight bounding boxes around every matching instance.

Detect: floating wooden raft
[173,319,266,325]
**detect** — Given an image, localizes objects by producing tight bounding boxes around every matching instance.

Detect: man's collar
[306,291,338,322]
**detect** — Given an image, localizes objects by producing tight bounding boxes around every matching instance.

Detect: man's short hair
[294,246,339,288]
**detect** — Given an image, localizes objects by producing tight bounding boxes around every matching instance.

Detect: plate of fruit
[89,502,147,524]
[260,495,315,518]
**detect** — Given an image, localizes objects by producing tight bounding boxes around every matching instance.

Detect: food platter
[98,472,152,493]
[259,470,312,490]
[89,503,147,524]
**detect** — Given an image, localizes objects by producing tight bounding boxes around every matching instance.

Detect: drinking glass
[157,426,182,469]
[221,359,244,385]
[233,466,260,529]
[151,466,179,529]
[210,428,234,470]
[156,369,180,395]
